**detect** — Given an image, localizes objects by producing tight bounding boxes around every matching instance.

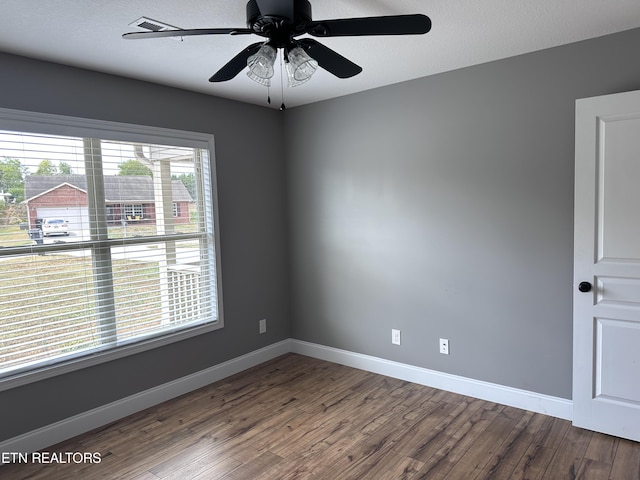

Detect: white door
[574,89,640,441]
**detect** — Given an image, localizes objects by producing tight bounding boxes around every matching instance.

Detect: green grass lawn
[0,224,32,247]
[0,255,163,371]
[0,219,203,372]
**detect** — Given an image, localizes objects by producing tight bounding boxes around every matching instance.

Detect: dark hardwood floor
[2,353,639,479]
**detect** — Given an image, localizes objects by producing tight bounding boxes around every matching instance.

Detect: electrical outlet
[259,318,267,334]
[392,329,401,345]
[439,338,449,355]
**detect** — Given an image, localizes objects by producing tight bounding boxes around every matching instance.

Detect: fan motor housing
[246,0,312,44]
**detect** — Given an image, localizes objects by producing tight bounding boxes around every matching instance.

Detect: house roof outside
[24,175,194,203]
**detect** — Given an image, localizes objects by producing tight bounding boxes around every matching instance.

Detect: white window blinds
[0,118,221,382]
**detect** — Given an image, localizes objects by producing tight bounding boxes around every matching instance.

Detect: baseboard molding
[0,340,291,458]
[1,338,572,458]
[290,340,573,421]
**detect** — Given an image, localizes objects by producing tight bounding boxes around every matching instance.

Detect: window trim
[0,107,224,392]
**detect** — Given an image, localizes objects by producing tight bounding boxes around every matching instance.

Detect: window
[123,204,144,219]
[0,109,223,387]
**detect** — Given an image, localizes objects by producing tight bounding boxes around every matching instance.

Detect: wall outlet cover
[439,338,449,355]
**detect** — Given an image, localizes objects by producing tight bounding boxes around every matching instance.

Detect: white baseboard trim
[1,338,573,458]
[290,340,573,421]
[0,340,291,458]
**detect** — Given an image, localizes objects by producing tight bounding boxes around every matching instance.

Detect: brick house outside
[24,175,194,230]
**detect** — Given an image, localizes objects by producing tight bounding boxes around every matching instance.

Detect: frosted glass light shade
[247,70,272,86]
[285,46,318,87]
[247,44,277,86]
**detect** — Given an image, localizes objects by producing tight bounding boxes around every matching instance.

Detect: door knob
[578,281,592,293]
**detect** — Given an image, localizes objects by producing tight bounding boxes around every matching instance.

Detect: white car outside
[41,218,69,236]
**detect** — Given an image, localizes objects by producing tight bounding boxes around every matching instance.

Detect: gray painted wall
[2,25,640,443]
[0,53,291,441]
[284,27,640,399]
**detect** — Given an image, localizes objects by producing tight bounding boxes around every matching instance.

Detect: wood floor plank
[338,446,425,480]
[270,411,356,460]
[178,455,241,480]
[574,458,613,479]
[310,426,399,479]
[584,432,619,465]
[252,457,319,480]
[504,414,568,480]
[474,409,549,480]
[2,353,639,480]
[219,451,282,480]
[209,406,306,464]
[541,419,594,478]
[149,446,240,480]
[412,403,504,479]
[128,472,161,480]
[399,396,486,461]
[511,445,561,480]
[443,407,523,479]
[610,438,640,480]
[532,415,572,451]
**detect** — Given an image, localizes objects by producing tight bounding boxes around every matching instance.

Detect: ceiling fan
[123,0,432,88]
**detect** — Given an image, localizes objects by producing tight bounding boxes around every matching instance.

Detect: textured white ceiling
[1,0,639,109]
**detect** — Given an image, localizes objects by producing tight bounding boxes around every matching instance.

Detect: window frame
[0,107,224,391]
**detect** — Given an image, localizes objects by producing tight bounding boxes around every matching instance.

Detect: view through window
[0,118,221,382]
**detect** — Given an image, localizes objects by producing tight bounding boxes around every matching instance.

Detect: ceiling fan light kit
[247,43,277,86]
[123,0,431,97]
[284,46,318,86]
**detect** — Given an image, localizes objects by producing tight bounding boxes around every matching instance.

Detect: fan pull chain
[279,52,286,111]
[267,85,271,105]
